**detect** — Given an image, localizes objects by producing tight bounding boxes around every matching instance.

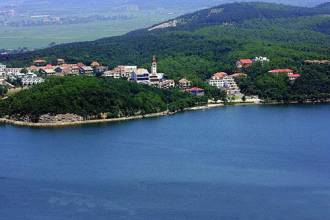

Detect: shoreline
[1,101,329,128]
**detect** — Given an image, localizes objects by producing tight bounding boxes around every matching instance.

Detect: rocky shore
[0,111,173,128]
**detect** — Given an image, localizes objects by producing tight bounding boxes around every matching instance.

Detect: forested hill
[1,2,330,81]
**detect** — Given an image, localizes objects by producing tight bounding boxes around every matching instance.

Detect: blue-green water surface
[1,104,330,220]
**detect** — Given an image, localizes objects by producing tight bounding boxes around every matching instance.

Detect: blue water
[1,104,330,220]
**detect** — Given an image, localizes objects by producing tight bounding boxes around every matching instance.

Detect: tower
[151,55,157,74]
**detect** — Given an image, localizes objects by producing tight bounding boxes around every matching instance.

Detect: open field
[0,11,177,49]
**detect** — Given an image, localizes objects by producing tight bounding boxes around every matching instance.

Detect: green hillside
[0,77,207,121]
[1,2,330,103]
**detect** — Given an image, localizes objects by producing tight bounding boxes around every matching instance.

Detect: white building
[103,70,121,79]
[131,68,150,84]
[254,56,270,63]
[0,63,6,77]
[5,68,22,75]
[21,73,44,86]
[208,72,241,95]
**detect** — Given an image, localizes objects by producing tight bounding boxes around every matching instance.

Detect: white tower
[151,55,157,74]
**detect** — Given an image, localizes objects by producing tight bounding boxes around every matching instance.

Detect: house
[254,56,270,63]
[159,79,175,89]
[131,68,150,84]
[288,73,301,81]
[91,61,100,68]
[33,59,47,66]
[269,69,301,81]
[231,73,247,78]
[57,59,65,65]
[178,78,191,89]
[5,68,22,75]
[185,87,205,96]
[27,65,40,73]
[268,69,294,74]
[208,72,241,95]
[55,65,72,75]
[69,64,80,75]
[111,65,137,78]
[94,66,108,74]
[236,59,253,68]
[79,66,94,75]
[40,65,56,76]
[103,70,121,79]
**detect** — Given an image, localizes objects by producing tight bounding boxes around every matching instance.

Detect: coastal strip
[0,103,228,128]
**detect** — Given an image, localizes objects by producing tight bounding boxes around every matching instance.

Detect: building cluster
[102,56,177,90]
[0,55,305,101]
[268,69,301,81]
[236,56,270,69]
[0,63,44,87]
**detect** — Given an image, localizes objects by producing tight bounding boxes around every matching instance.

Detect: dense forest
[0,77,217,121]
[237,63,330,102]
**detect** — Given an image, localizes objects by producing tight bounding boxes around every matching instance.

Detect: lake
[1,104,330,220]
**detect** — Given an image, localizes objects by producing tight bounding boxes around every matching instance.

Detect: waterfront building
[208,72,241,95]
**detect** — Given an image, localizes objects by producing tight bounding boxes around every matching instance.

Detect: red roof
[269,69,293,73]
[239,59,253,65]
[186,87,204,92]
[44,64,53,69]
[288,73,301,78]
[211,72,227,79]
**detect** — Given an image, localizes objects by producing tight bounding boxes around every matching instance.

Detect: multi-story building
[21,73,45,86]
[0,63,6,77]
[131,68,150,84]
[208,72,241,95]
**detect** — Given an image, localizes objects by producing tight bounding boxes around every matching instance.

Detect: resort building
[208,72,241,95]
[21,73,44,86]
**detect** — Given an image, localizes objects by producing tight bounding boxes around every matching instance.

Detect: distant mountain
[2,0,329,9]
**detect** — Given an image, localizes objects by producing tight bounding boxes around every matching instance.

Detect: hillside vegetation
[0,77,208,121]
[0,2,330,104]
